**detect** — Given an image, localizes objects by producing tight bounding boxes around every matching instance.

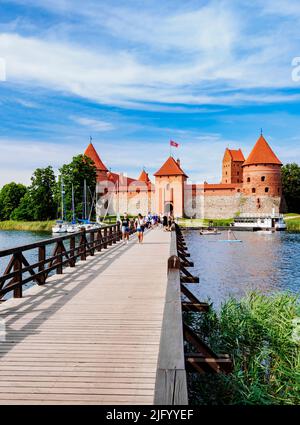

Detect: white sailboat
[52,179,68,233]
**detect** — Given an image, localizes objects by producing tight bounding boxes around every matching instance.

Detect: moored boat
[200,228,221,235]
[232,212,286,231]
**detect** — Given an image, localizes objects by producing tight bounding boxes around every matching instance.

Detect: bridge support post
[13,252,22,298]
[38,246,46,283]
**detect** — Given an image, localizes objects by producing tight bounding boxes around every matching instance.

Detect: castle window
[166,184,170,190]
[136,188,140,193]
[247,177,250,183]
[261,176,265,182]
[226,171,227,175]
[237,189,240,192]
[257,198,260,203]
[237,171,239,175]
[265,187,269,193]
[237,179,240,183]
[278,188,280,194]
[252,188,256,193]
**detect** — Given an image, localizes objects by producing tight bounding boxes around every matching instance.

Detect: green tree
[56,155,97,221]
[11,166,57,221]
[281,163,300,213]
[0,182,27,220]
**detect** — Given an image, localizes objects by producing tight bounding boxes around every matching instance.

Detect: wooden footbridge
[0,224,231,405]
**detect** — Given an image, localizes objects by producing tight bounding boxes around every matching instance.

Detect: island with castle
[83,134,284,219]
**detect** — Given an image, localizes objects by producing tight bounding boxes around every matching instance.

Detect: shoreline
[0,217,299,233]
[0,221,54,232]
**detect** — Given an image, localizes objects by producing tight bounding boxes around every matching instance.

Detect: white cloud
[72,117,115,132]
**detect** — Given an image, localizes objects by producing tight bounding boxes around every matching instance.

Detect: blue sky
[0,0,300,186]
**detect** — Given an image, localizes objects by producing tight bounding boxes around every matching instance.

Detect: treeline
[281,163,300,213]
[0,155,97,222]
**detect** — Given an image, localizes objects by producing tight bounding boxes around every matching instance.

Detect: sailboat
[77,180,101,230]
[66,185,80,233]
[52,179,68,233]
[217,229,243,243]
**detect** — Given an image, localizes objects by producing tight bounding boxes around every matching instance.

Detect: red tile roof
[138,169,150,183]
[227,148,245,162]
[243,136,282,166]
[154,156,188,177]
[84,143,108,171]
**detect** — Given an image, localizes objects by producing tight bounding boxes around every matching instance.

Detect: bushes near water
[186,291,300,405]
[0,220,54,232]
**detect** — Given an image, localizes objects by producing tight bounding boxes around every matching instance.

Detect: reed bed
[0,220,54,232]
[186,291,300,405]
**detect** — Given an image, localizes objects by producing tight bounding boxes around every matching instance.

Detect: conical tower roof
[154,156,188,177]
[84,143,108,171]
[138,169,150,183]
[243,135,282,166]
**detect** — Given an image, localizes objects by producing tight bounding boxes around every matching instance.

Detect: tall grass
[186,291,300,405]
[286,219,300,232]
[0,220,54,232]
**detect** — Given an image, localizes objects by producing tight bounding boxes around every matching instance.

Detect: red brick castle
[84,134,283,219]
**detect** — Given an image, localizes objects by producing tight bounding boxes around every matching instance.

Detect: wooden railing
[0,224,122,300]
[154,228,188,405]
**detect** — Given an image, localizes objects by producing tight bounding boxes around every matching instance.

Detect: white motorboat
[52,222,68,233]
[232,212,286,231]
[200,228,221,235]
[66,224,80,233]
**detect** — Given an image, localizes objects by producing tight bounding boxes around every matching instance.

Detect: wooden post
[90,231,95,256]
[103,227,108,249]
[70,236,76,267]
[38,246,46,284]
[56,242,63,274]
[108,226,113,246]
[13,252,23,298]
[80,229,87,260]
[96,229,102,252]
[112,225,117,244]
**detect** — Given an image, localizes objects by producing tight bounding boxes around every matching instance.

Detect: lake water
[0,230,54,298]
[1,229,300,306]
[183,230,300,308]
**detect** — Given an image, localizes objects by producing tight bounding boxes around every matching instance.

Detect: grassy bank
[286,219,300,232]
[0,220,55,232]
[186,291,300,405]
[178,218,233,227]
[284,214,300,232]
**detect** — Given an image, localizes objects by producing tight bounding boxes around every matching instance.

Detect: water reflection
[183,230,300,308]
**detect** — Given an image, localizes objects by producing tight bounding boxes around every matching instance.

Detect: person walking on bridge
[121,213,130,244]
[135,213,145,244]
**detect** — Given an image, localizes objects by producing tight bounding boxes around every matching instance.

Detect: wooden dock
[0,228,173,405]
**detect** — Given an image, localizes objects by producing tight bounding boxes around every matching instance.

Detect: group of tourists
[118,212,175,244]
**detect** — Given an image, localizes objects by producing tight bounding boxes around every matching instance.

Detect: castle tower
[154,157,188,217]
[222,148,245,184]
[84,142,108,181]
[242,135,282,198]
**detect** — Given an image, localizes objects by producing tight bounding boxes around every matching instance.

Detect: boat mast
[71,184,75,223]
[83,179,87,221]
[61,178,65,221]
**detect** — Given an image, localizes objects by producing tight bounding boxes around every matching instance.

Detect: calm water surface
[0,230,55,297]
[183,230,300,308]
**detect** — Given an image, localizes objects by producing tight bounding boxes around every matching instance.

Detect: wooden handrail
[0,223,122,299]
[154,229,188,405]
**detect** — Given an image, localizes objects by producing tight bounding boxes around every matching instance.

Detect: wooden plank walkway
[0,228,170,405]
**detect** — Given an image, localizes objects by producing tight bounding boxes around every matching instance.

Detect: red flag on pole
[170,140,179,147]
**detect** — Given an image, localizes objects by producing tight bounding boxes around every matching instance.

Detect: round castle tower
[242,135,282,198]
